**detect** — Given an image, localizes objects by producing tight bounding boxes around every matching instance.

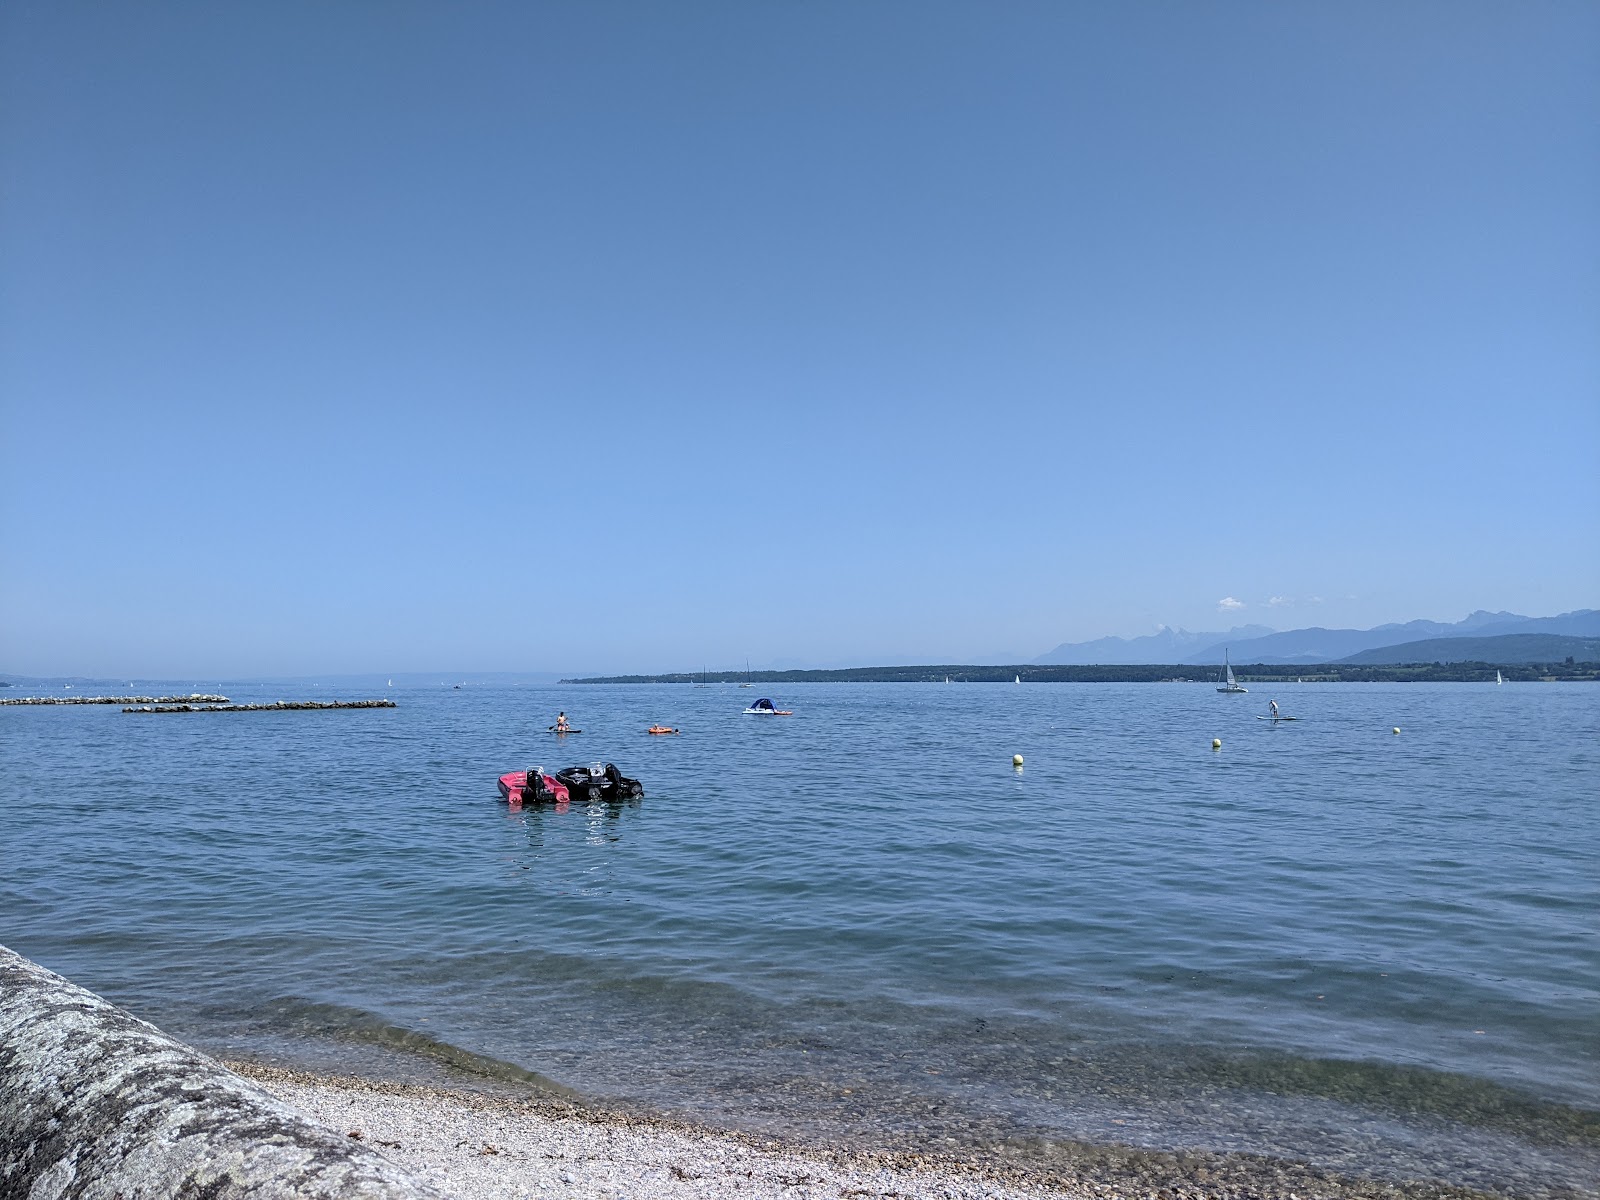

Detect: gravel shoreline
[231,1063,1526,1200]
[233,1063,1102,1200]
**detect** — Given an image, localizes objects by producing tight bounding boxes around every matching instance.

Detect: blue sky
[2,2,1596,677]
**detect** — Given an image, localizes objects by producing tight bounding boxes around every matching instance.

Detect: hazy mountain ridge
[1183,618,1491,664]
[1188,609,1598,664]
[1035,624,1275,665]
[1038,609,1598,665]
[1337,633,1600,665]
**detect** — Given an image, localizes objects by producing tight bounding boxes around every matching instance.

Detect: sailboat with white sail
[1496,669,1504,685]
[1216,650,1248,694]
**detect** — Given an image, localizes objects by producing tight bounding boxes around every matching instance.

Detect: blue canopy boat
[742,697,793,715]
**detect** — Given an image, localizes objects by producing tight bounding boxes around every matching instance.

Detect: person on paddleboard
[555,711,570,732]
[1269,699,1279,719]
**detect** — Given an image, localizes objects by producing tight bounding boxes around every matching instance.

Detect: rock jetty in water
[122,699,398,713]
[1,693,230,706]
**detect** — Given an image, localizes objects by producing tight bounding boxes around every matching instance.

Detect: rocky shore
[122,699,397,713]
[1,693,230,705]
[0,944,1546,1199]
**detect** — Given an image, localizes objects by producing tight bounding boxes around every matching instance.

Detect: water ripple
[4,681,1597,1195]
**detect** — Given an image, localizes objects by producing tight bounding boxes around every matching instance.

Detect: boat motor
[604,762,644,799]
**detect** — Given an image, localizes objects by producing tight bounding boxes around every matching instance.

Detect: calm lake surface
[4,681,1597,1196]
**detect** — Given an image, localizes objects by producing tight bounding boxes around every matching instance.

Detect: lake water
[3,681,1597,1196]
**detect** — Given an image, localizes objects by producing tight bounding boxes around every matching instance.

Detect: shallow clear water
[4,681,1597,1195]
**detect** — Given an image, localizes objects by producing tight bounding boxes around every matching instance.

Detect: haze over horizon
[3,3,1597,679]
[3,602,1593,682]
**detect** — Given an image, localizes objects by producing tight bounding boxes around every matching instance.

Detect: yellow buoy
[1212,738,1222,750]
[1012,754,1024,767]
[1392,727,1401,735]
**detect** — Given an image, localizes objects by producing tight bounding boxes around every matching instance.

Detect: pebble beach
[235,1064,1099,1200]
[234,1064,1522,1200]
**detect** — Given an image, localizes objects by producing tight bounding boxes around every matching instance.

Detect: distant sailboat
[945,676,950,684]
[387,678,394,687]
[1496,669,1504,685]
[740,658,753,687]
[1216,650,1248,694]
[1014,675,1021,684]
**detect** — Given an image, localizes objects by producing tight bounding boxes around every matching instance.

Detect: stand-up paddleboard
[546,726,583,734]
[1256,715,1301,721]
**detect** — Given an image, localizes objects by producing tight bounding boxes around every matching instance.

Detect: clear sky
[2,1,1596,677]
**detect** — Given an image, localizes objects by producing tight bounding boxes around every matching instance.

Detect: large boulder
[0,945,446,1198]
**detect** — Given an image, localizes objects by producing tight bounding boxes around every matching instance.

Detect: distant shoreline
[564,662,1600,685]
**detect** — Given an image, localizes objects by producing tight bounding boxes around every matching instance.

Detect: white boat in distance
[1217,651,1248,694]
[1497,669,1504,685]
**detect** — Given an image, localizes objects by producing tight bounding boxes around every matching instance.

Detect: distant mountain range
[1035,624,1277,664]
[1036,609,1599,665]
[1338,633,1600,665]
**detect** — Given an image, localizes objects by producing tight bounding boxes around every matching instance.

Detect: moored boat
[497,767,571,807]
[553,762,644,801]
[742,697,793,715]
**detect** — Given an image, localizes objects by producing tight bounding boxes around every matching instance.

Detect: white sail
[1217,649,1248,693]
[1497,670,1504,685]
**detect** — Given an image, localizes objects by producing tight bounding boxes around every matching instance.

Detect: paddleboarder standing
[555,711,570,732]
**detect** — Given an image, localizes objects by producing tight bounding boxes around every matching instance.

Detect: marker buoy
[1392,727,1401,735]
[1012,754,1024,767]
[1212,738,1222,750]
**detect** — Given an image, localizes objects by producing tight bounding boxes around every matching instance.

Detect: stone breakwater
[122,699,399,713]
[0,945,445,1199]
[0,693,230,706]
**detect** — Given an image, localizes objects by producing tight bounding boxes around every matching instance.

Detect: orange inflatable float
[647,725,680,735]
